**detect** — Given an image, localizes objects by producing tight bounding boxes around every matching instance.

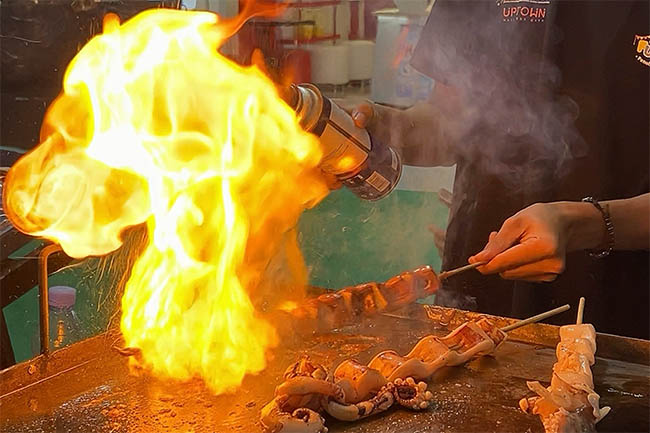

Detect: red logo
[498,0,550,23]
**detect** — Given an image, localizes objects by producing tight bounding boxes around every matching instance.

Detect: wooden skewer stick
[439,261,488,280]
[576,297,585,325]
[500,304,571,332]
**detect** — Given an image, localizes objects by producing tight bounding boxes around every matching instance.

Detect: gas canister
[286,83,402,201]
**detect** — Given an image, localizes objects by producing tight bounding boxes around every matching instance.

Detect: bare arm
[565,193,650,251]
[337,83,466,167]
[468,193,650,282]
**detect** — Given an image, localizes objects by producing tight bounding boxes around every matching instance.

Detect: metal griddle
[1,305,648,433]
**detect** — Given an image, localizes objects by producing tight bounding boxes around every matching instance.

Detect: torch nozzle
[280,83,300,110]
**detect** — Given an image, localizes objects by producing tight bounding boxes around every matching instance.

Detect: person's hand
[468,203,569,282]
[332,99,376,128]
[332,99,398,148]
[318,100,395,191]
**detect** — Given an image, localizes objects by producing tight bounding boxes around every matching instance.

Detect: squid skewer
[278,262,495,336]
[261,305,570,433]
[277,266,440,335]
[519,297,610,433]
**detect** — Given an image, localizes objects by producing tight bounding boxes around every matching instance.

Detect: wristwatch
[581,197,615,259]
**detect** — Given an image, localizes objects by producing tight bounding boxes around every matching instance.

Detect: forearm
[395,101,458,166]
[561,193,650,252]
[380,83,464,167]
[606,194,650,250]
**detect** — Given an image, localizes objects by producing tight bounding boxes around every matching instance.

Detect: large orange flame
[3,7,328,393]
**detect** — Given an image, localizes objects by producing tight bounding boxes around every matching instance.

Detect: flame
[3,7,329,393]
[277,300,299,312]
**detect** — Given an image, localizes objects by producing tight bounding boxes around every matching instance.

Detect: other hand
[468,203,568,282]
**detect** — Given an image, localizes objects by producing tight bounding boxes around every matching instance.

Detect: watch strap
[581,196,615,259]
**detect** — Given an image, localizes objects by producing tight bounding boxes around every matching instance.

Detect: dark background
[1,0,179,154]
[0,0,179,369]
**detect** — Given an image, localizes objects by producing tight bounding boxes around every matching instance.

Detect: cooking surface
[1,314,649,433]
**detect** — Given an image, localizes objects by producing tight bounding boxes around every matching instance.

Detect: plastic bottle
[47,286,82,350]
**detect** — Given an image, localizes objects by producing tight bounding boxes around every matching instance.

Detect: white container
[307,44,349,85]
[345,40,374,81]
[371,9,433,107]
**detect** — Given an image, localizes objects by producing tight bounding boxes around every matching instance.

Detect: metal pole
[38,244,63,356]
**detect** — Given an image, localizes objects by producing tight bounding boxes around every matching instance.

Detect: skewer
[500,304,571,332]
[439,261,488,280]
[576,297,585,325]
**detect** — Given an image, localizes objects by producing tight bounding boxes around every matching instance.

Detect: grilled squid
[260,317,507,432]
[519,323,611,433]
[278,266,440,335]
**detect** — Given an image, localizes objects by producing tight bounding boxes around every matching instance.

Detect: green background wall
[299,188,447,288]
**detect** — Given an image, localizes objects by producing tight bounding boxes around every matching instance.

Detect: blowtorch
[284,83,402,201]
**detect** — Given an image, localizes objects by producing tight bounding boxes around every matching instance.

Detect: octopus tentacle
[392,378,434,410]
[261,396,328,433]
[321,378,435,422]
[323,385,396,421]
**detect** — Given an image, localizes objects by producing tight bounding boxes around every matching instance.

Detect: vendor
[348,1,649,338]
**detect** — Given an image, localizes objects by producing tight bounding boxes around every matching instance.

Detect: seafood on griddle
[277,266,440,334]
[260,317,507,432]
[260,356,431,433]
[519,323,611,432]
[369,317,507,381]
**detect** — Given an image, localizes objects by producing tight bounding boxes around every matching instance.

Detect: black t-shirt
[410,0,649,338]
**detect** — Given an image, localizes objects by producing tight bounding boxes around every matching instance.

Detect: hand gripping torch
[284,84,402,201]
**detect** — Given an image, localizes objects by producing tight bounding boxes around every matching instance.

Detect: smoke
[334,2,592,312]
[402,1,586,190]
[434,288,476,311]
